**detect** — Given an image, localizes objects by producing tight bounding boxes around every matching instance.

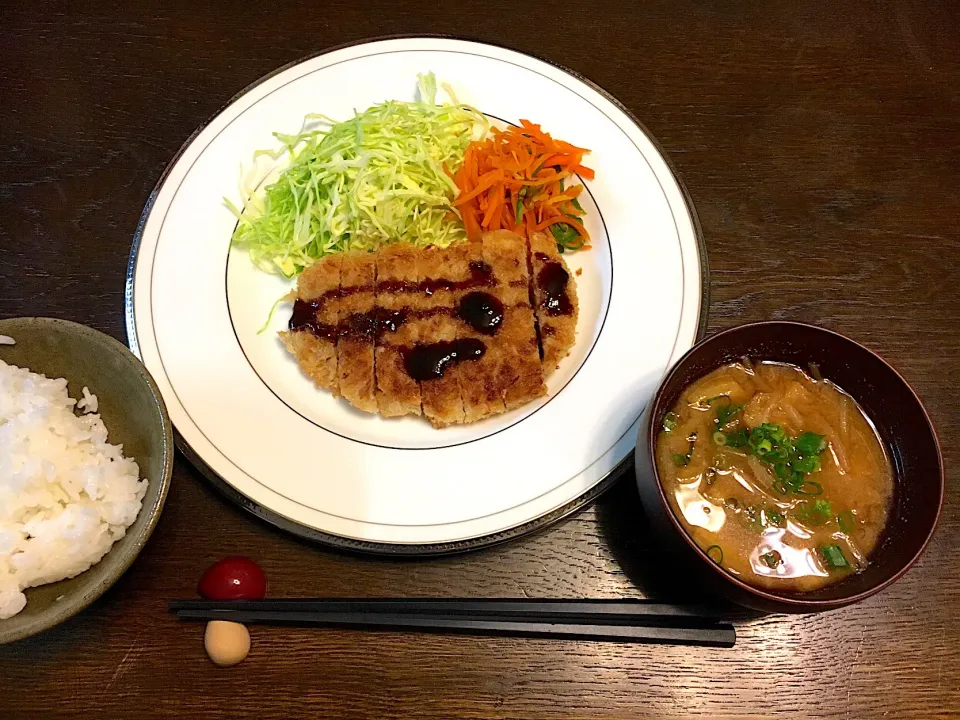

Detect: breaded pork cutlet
[481,231,547,410]
[280,253,342,394]
[336,251,377,413]
[283,231,578,427]
[374,244,422,417]
[416,243,470,427]
[528,231,579,376]
[452,240,509,424]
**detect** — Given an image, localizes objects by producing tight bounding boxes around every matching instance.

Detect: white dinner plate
[126,37,707,553]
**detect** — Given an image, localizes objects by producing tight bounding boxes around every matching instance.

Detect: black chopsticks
[169,598,736,647]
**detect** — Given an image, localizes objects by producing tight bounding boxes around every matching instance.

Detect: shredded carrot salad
[450,120,594,252]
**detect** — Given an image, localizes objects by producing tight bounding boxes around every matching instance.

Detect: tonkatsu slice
[528,231,579,376]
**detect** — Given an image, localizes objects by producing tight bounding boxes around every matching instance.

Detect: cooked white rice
[0,357,148,620]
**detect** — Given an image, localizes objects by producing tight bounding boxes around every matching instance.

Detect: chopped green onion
[794,499,833,526]
[716,404,744,427]
[706,545,724,564]
[765,507,785,528]
[762,421,786,436]
[724,429,750,448]
[712,431,727,446]
[792,455,821,474]
[662,412,679,432]
[761,550,782,568]
[765,446,789,463]
[837,510,855,533]
[821,544,849,569]
[672,433,697,466]
[705,394,730,406]
[743,504,767,530]
[740,422,830,497]
[776,470,804,494]
[795,432,827,456]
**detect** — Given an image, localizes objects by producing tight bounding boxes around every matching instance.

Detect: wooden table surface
[2,1,958,718]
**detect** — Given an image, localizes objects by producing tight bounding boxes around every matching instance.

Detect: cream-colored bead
[204,620,251,667]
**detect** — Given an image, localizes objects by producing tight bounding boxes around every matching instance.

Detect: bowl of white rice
[0,317,173,644]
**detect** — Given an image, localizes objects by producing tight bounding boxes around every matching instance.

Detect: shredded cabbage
[226,73,487,277]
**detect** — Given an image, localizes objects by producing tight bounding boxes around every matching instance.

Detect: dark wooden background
[2,1,958,718]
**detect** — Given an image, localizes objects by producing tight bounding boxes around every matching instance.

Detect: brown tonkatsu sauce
[289,297,325,336]
[421,260,494,296]
[303,260,496,310]
[535,257,573,317]
[291,301,426,341]
[528,233,577,375]
[402,339,486,381]
[291,294,513,343]
[456,292,505,336]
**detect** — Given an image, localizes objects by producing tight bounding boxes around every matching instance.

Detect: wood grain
[1,1,959,717]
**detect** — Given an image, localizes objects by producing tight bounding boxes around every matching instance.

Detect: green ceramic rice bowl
[0,317,173,644]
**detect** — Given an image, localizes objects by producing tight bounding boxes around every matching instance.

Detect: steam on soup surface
[656,361,893,593]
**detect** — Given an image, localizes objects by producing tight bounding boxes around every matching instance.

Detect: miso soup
[656,360,894,592]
